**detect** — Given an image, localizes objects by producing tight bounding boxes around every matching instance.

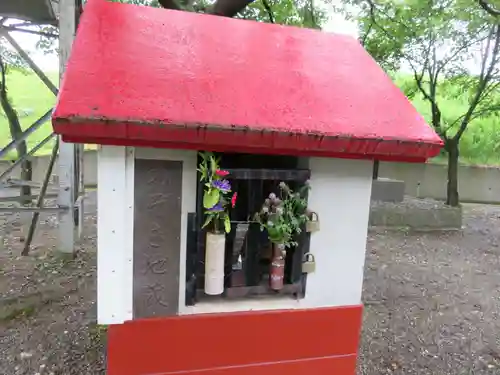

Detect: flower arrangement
[198,151,237,234]
[254,181,310,248]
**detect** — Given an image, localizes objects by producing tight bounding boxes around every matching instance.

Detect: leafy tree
[342,0,500,206]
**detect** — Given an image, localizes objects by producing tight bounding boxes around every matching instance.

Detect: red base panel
[106,305,363,375]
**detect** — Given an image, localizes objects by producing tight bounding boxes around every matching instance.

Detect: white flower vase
[204,232,226,295]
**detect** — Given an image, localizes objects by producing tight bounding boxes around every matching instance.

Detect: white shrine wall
[97,145,373,324]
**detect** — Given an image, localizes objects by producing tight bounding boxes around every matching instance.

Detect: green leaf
[209,155,218,174]
[202,214,214,229]
[203,189,220,209]
[224,215,231,233]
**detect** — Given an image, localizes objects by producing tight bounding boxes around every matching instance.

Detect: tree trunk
[0,86,32,205]
[445,139,459,207]
[159,0,254,17]
[372,160,380,180]
[20,159,33,205]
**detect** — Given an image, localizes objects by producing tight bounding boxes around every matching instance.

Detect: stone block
[369,197,463,231]
[371,178,405,203]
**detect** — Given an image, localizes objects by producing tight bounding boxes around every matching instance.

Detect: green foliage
[239,0,326,27]
[198,152,236,234]
[395,74,500,165]
[254,182,310,247]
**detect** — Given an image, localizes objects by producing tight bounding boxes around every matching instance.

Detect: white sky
[7,0,358,73]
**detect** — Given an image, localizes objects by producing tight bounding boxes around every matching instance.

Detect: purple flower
[207,202,224,212]
[212,179,231,192]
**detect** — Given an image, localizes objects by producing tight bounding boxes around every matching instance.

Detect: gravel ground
[1,193,500,375]
[360,204,500,375]
[0,192,103,375]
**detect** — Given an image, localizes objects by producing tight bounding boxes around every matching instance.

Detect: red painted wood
[106,306,363,375]
[63,134,430,163]
[56,119,438,162]
[64,132,430,163]
[142,356,357,375]
[53,0,443,161]
[61,132,432,163]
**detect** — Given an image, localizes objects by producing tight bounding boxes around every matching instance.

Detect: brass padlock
[302,252,316,273]
[306,211,320,233]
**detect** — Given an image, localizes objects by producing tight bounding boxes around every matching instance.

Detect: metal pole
[22,139,60,256]
[0,207,67,213]
[0,109,53,159]
[76,0,85,239]
[1,26,59,39]
[0,133,55,182]
[57,0,78,255]
[76,143,85,239]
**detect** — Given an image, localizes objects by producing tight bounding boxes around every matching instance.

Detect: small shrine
[52,0,443,374]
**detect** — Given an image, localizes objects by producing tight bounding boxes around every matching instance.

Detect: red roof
[53,0,443,162]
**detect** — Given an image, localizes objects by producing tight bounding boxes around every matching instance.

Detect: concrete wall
[0,152,98,185]
[369,199,463,230]
[379,161,500,204]
[2,151,500,204]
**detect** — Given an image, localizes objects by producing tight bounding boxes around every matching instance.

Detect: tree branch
[365,0,415,36]
[445,104,500,133]
[360,21,373,46]
[479,79,500,102]
[262,0,275,23]
[478,0,500,16]
[414,68,444,136]
[365,0,419,69]
[309,0,317,27]
[209,0,256,17]
[158,0,182,10]
[455,24,500,141]
[436,31,490,77]
[0,54,6,91]
[159,0,256,17]
[179,0,194,7]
